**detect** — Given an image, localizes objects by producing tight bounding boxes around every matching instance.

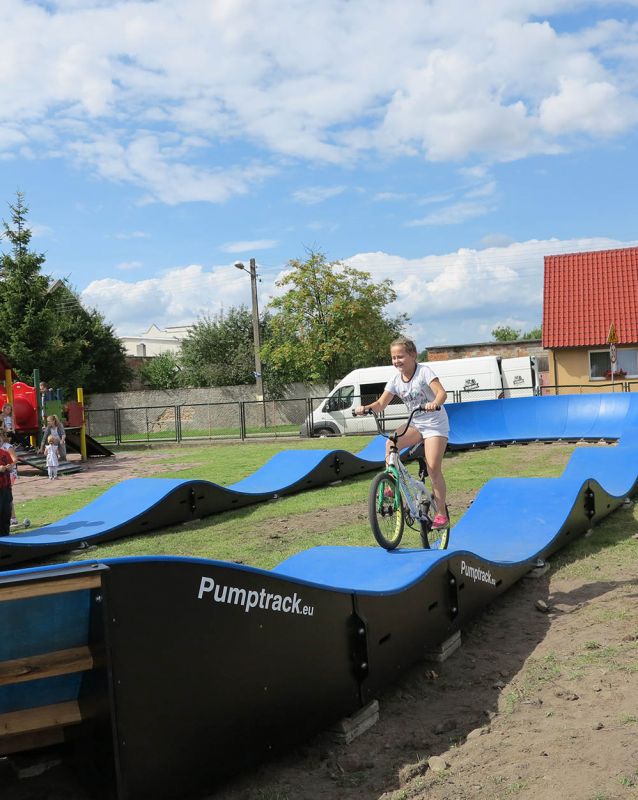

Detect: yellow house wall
[549,346,634,392]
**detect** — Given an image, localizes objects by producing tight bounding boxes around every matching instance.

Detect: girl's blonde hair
[47,414,60,426]
[390,337,418,356]
[48,434,59,445]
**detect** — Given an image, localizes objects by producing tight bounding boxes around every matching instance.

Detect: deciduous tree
[262,250,407,389]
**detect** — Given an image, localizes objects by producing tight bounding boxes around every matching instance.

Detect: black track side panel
[103,559,360,800]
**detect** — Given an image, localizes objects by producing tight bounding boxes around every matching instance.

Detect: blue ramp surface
[2,393,638,800]
[1,393,637,568]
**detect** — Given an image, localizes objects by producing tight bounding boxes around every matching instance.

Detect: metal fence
[86,379,638,445]
[86,398,314,444]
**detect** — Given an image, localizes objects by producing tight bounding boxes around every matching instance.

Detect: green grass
[11,439,606,573]
[94,424,300,444]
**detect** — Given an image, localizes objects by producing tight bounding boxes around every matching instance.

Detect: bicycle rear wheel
[368,472,404,550]
[420,501,450,550]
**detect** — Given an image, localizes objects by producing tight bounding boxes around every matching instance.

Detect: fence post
[176,405,181,442]
[305,398,313,437]
[115,408,122,444]
[239,401,246,440]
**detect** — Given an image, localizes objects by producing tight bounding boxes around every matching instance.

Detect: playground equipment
[0,359,113,463]
[0,393,637,800]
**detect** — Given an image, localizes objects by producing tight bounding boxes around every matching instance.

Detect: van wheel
[314,427,335,437]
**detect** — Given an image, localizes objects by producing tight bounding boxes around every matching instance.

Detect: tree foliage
[262,250,408,389]
[492,325,542,342]
[140,351,182,390]
[0,193,130,394]
[0,193,56,376]
[179,307,261,388]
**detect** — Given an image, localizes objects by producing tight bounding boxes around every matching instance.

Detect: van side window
[325,385,355,412]
[360,381,403,406]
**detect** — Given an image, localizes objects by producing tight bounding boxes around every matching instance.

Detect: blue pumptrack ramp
[1,393,638,800]
[0,393,637,566]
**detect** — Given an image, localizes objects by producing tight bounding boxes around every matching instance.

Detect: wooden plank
[0,727,65,756]
[0,701,83,737]
[0,646,100,686]
[0,574,102,602]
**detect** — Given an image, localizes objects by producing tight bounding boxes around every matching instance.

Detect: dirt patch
[213,562,638,800]
[12,451,198,502]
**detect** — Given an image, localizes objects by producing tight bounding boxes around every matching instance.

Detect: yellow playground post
[77,387,88,461]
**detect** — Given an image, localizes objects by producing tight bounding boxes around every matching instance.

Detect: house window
[136,343,147,356]
[589,348,638,379]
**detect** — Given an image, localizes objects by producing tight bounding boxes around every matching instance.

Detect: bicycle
[355,406,450,551]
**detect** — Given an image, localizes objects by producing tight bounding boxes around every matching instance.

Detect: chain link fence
[86,380,638,444]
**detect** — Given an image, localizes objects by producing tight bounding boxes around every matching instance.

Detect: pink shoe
[432,514,449,529]
[383,485,394,499]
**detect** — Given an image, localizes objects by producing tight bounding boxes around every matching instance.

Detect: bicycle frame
[386,451,433,522]
[361,405,436,522]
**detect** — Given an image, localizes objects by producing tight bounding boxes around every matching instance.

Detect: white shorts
[411,413,449,439]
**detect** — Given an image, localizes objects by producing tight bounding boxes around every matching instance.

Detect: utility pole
[234,258,263,400]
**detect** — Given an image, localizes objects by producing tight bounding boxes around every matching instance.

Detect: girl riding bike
[354,337,450,530]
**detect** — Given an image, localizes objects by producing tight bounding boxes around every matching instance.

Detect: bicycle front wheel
[368,472,404,550]
[420,501,450,550]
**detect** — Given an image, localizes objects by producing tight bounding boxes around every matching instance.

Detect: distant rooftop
[543,247,638,348]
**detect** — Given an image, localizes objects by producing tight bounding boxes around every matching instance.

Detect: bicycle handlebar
[351,404,440,442]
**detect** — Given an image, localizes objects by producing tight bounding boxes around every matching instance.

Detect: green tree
[180,307,260,388]
[0,192,56,377]
[262,250,407,389]
[491,325,521,341]
[492,325,542,341]
[139,351,182,390]
[47,282,131,393]
[0,193,130,393]
[522,326,542,340]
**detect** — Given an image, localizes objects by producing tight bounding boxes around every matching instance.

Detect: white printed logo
[197,576,315,616]
[460,560,497,586]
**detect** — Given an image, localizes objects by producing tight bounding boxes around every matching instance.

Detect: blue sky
[1,0,638,348]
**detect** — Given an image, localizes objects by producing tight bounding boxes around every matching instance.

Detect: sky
[1,0,638,349]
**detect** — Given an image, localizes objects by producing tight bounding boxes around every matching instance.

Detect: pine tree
[0,192,56,377]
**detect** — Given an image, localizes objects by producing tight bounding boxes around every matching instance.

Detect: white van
[301,355,534,436]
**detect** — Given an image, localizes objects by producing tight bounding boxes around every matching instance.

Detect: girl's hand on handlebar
[421,402,441,412]
[353,405,367,416]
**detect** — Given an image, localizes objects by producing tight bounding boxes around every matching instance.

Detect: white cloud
[344,235,638,345]
[292,186,346,205]
[84,235,638,345]
[115,260,143,271]
[3,1,637,203]
[81,262,277,334]
[112,231,150,240]
[219,239,278,254]
[407,200,495,226]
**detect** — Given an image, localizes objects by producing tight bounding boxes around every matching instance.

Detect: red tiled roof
[543,247,638,348]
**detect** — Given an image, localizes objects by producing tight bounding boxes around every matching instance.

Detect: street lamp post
[234,258,264,400]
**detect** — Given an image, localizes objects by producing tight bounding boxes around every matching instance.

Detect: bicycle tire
[420,501,450,550]
[368,471,404,550]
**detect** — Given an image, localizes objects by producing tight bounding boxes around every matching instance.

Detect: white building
[120,324,193,357]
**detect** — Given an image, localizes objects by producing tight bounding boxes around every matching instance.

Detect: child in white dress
[45,435,60,480]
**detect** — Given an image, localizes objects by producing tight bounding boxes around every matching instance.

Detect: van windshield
[324,385,355,412]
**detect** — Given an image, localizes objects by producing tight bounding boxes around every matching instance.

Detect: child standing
[0,429,19,527]
[354,337,450,528]
[0,434,16,535]
[40,414,66,461]
[1,402,15,443]
[45,435,60,480]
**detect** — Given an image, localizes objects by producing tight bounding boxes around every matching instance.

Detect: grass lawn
[12,439,629,573]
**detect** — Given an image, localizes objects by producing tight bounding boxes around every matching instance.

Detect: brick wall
[427,339,548,363]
